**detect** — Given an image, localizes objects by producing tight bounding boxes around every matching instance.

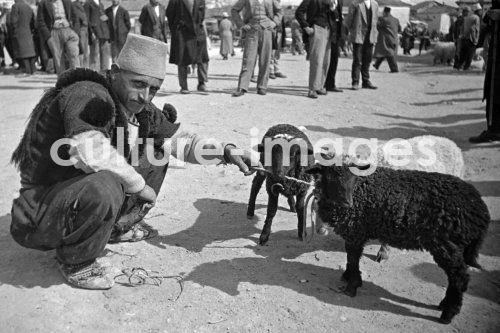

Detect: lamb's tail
[464,237,484,269]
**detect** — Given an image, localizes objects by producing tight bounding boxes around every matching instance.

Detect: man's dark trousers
[325,42,340,89]
[10,150,168,265]
[352,38,374,85]
[373,55,398,72]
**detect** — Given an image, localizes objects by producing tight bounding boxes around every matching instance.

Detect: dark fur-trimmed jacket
[11,68,179,190]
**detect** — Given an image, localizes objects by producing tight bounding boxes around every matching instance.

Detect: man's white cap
[116,34,168,80]
[471,3,482,11]
[222,12,229,17]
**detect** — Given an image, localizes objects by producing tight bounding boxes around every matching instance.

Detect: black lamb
[247,124,315,245]
[305,159,490,324]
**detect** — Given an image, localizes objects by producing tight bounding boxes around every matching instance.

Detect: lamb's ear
[305,164,323,175]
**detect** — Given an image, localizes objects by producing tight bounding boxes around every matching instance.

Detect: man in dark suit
[85,0,111,71]
[105,0,130,62]
[37,0,80,74]
[346,0,379,90]
[139,0,167,42]
[296,0,339,98]
[324,0,344,92]
[167,0,210,93]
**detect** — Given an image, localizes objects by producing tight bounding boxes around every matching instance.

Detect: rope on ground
[114,267,184,301]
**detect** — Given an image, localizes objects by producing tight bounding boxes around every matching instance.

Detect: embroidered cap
[116,34,168,80]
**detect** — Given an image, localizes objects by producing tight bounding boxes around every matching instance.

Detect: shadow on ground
[0,214,64,289]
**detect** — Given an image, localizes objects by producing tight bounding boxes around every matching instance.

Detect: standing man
[269,14,287,79]
[72,0,89,68]
[456,5,480,70]
[105,0,130,62]
[219,12,234,60]
[166,0,210,93]
[346,0,379,90]
[296,0,337,98]
[37,0,80,75]
[373,6,400,73]
[86,0,111,71]
[139,0,167,43]
[469,0,500,143]
[324,0,344,93]
[10,0,37,75]
[452,8,465,69]
[231,0,282,97]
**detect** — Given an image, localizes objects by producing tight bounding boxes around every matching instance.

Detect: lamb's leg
[259,192,279,245]
[287,195,296,213]
[341,241,364,297]
[247,173,265,218]
[295,192,306,241]
[431,243,469,324]
[376,243,390,263]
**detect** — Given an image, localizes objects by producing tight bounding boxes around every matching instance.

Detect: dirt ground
[0,48,499,333]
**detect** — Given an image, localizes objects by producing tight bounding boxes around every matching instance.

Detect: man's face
[150,0,160,6]
[112,0,120,6]
[78,0,86,4]
[111,69,163,116]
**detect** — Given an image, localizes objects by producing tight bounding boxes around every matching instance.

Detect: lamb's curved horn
[271,183,284,196]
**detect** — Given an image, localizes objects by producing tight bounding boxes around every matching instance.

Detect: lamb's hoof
[376,251,389,263]
[438,312,453,324]
[343,285,358,297]
[259,235,269,246]
[317,226,329,236]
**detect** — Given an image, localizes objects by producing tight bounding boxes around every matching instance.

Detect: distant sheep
[433,42,455,65]
[306,159,490,324]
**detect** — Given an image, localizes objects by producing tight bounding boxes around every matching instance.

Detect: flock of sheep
[247,124,490,325]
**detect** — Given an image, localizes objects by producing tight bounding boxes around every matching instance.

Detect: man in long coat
[10,33,260,290]
[373,6,400,73]
[470,0,500,143]
[10,0,36,74]
[346,0,379,90]
[86,0,111,71]
[166,0,210,93]
[105,0,131,62]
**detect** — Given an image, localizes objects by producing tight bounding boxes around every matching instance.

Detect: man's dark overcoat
[85,0,110,40]
[166,0,209,66]
[10,0,36,59]
[374,14,401,58]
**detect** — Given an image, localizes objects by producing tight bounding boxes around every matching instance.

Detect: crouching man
[10,34,261,290]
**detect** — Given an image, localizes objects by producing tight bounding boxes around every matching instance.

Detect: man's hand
[304,27,314,35]
[224,145,262,176]
[136,184,157,205]
[242,24,252,31]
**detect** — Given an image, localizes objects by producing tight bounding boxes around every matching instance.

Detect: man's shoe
[352,84,360,90]
[275,72,287,78]
[250,77,257,83]
[180,88,190,94]
[269,73,276,79]
[232,88,246,97]
[197,83,207,92]
[362,82,378,89]
[316,88,327,95]
[257,88,267,95]
[308,90,318,99]
[390,70,399,73]
[326,87,343,92]
[469,130,500,143]
[59,260,115,290]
